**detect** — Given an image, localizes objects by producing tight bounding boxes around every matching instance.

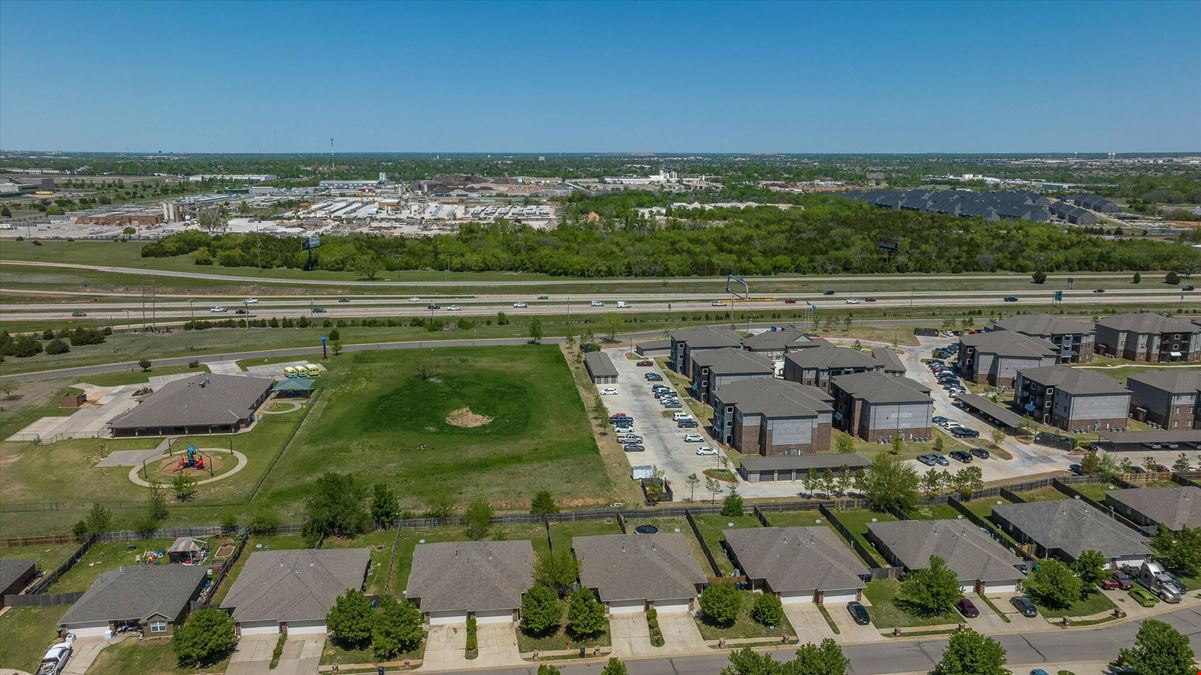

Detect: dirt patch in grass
[446,406,493,428]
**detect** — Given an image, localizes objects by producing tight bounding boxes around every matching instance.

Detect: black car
[622,444,645,452]
[677,419,699,428]
[338,297,350,302]
[1011,597,1038,617]
[951,427,980,438]
[847,601,870,625]
[969,447,990,459]
[537,295,549,300]
[1184,285,1195,291]
[235,308,250,314]
[950,450,973,463]
[71,310,87,317]
[311,306,327,313]
[427,303,440,310]
[823,290,836,296]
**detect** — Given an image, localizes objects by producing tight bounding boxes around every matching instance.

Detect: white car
[243,298,258,304]
[601,387,618,395]
[448,305,462,312]
[36,633,74,675]
[683,433,704,442]
[513,302,528,308]
[409,296,420,302]
[845,298,861,304]
[711,300,727,307]
[696,446,718,456]
[209,306,227,313]
[590,300,605,307]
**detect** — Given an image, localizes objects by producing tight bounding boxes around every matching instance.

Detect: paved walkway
[204,360,245,376]
[127,450,248,487]
[608,613,653,658]
[226,635,324,675]
[96,437,173,467]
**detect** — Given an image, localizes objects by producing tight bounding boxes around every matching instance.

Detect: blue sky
[2,0,1199,153]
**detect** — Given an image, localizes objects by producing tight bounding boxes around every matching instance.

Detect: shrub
[699,581,741,627]
[173,608,237,667]
[645,607,663,647]
[465,616,478,658]
[45,338,70,355]
[751,592,785,627]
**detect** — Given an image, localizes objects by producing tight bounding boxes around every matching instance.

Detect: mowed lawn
[827,509,896,567]
[0,541,81,576]
[257,346,614,513]
[50,539,174,593]
[0,606,64,673]
[548,519,622,553]
[690,514,761,575]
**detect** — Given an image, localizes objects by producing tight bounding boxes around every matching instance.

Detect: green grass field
[323,529,399,595]
[689,514,761,575]
[49,538,174,593]
[0,541,80,575]
[863,579,958,628]
[548,519,622,553]
[88,637,229,675]
[1033,589,1117,619]
[694,590,795,640]
[1066,482,1123,501]
[1013,487,1069,502]
[905,503,963,520]
[0,606,64,673]
[759,509,827,528]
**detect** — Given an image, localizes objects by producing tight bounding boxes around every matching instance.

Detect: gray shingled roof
[724,527,867,594]
[957,393,1027,428]
[1127,370,1201,394]
[870,347,906,374]
[995,314,1094,338]
[1099,430,1201,445]
[784,345,882,371]
[868,520,1022,584]
[712,379,833,419]
[670,326,743,349]
[1097,313,1200,334]
[60,565,207,627]
[741,328,826,352]
[574,534,706,603]
[406,541,533,613]
[220,548,371,623]
[583,351,618,378]
[1017,365,1131,396]
[992,500,1150,560]
[692,348,774,374]
[0,559,35,593]
[1106,486,1201,531]
[960,331,1058,358]
[740,453,870,473]
[830,372,931,404]
[109,373,273,430]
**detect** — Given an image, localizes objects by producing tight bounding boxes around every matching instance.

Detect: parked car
[1030,670,1050,675]
[677,419,699,429]
[956,598,979,618]
[1110,570,1134,590]
[35,633,74,675]
[951,427,981,438]
[1129,587,1158,607]
[683,434,704,442]
[71,310,87,317]
[601,387,618,395]
[970,447,991,459]
[623,444,645,453]
[932,454,950,466]
[1011,596,1038,617]
[663,401,682,409]
[1101,578,1121,591]
[950,450,973,463]
[637,360,653,366]
[696,446,718,456]
[932,416,949,425]
[1069,463,1083,475]
[917,454,938,467]
[847,601,870,625]
[608,412,629,420]
[645,373,663,381]
[618,434,642,444]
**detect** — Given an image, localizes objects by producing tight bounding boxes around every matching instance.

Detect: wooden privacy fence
[3,591,84,607]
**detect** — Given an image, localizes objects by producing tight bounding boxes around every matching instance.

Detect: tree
[147,480,169,521]
[861,453,920,512]
[464,498,494,540]
[933,434,944,453]
[196,207,227,233]
[534,549,579,595]
[1132,271,1141,284]
[173,608,237,667]
[328,328,341,341]
[372,597,424,659]
[921,468,943,498]
[990,427,1006,445]
[331,340,343,356]
[934,628,1009,675]
[1166,270,1181,285]
[567,589,606,638]
[699,581,741,627]
[138,357,152,372]
[352,254,380,280]
[600,657,629,675]
[706,476,724,503]
[1031,270,1047,284]
[327,589,374,648]
[835,434,856,454]
[248,507,281,535]
[45,338,70,355]
[950,466,983,499]
[1079,449,1101,476]
[721,488,744,517]
[685,473,700,502]
[1173,452,1193,473]
[592,397,608,433]
[1152,524,1201,576]
[751,592,785,627]
[171,473,197,502]
[303,472,370,545]
[602,313,621,341]
[1118,619,1196,675]
[520,584,562,636]
[371,483,399,528]
[1143,455,1159,472]
[890,433,903,455]
[793,638,850,675]
[722,647,786,675]
[1073,549,1108,591]
[529,317,543,343]
[82,503,112,537]
[901,555,962,615]
[1024,559,1081,609]
[530,490,558,516]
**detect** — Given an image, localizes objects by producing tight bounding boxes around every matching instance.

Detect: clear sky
[2,0,1199,153]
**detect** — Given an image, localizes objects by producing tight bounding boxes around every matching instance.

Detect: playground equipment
[173,445,206,472]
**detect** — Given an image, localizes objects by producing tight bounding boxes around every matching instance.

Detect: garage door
[653,600,691,615]
[608,600,645,615]
[983,583,1018,594]
[239,623,280,637]
[287,621,327,635]
[780,591,814,605]
[69,625,110,638]
[822,591,858,605]
[1111,556,1147,570]
[474,610,512,625]
[428,611,468,625]
[958,583,975,593]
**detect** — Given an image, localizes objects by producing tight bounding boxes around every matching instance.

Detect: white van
[616,301,631,309]
[672,412,692,422]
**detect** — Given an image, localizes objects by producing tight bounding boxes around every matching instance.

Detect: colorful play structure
[173,445,206,472]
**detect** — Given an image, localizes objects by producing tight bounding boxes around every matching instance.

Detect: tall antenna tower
[329,137,335,173]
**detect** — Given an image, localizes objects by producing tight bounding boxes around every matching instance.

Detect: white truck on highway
[36,633,74,675]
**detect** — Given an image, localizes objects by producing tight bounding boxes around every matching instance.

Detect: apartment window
[149,620,168,633]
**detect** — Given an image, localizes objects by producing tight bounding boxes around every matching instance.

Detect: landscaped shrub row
[645,607,664,647]
[465,616,478,659]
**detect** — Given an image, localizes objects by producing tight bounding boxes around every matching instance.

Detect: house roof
[691,348,773,375]
[573,534,707,603]
[1106,486,1201,531]
[740,453,870,473]
[724,527,867,594]
[959,331,1058,358]
[583,351,619,378]
[868,520,1022,584]
[406,541,533,613]
[1098,430,1201,446]
[60,565,207,627]
[870,347,906,374]
[670,326,743,349]
[1016,365,1131,396]
[1127,370,1201,394]
[0,559,35,592]
[994,314,1095,338]
[712,379,833,419]
[992,500,1150,560]
[784,345,882,371]
[272,378,316,392]
[221,548,371,624]
[741,328,826,352]
[830,372,932,404]
[109,373,273,430]
[1097,313,1200,335]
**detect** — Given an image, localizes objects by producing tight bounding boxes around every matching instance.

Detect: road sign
[1054,290,1063,302]
[302,235,322,250]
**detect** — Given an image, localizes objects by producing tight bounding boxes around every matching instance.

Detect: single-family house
[59,565,207,638]
[867,520,1025,594]
[220,548,371,635]
[406,540,533,624]
[0,559,37,607]
[573,534,707,614]
[992,500,1151,567]
[724,527,868,604]
[1104,486,1201,532]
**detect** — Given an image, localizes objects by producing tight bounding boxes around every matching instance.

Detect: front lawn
[0,605,63,673]
[1033,589,1117,619]
[517,599,611,652]
[690,514,761,575]
[862,579,959,628]
[320,639,423,667]
[695,590,794,640]
[50,538,174,593]
[88,638,230,675]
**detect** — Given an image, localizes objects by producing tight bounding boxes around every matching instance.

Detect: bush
[327,590,374,648]
[567,589,607,638]
[45,338,70,355]
[720,489,743,517]
[751,592,785,627]
[270,633,285,668]
[699,582,740,627]
[248,508,280,535]
[645,607,663,647]
[372,597,424,659]
[173,608,237,667]
[520,584,562,636]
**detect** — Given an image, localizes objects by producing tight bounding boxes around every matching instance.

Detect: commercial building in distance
[1094,313,1201,363]
[710,379,834,455]
[993,314,1095,363]
[1013,365,1131,432]
[108,373,273,437]
[669,326,742,377]
[689,348,773,404]
[782,345,884,391]
[957,331,1058,386]
[829,373,933,442]
[1127,370,1201,429]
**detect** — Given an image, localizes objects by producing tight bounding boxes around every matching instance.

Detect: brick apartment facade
[669,326,742,377]
[1094,313,1201,363]
[782,345,883,391]
[1013,365,1131,432]
[690,348,774,404]
[711,379,834,455]
[957,331,1058,386]
[993,314,1095,363]
[1126,370,1201,430]
[829,372,933,442]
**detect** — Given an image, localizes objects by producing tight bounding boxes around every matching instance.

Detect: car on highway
[448,305,461,311]
[601,387,618,395]
[1184,285,1195,291]
[1129,587,1158,607]
[1011,596,1038,617]
[956,598,979,618]
[210,306,228,313]
[427,302,440,310]
[591,300,605,307]
[970,447,990,460]
[623,444,646,453]
[71,310,87,317]
[951,427,981,438]
[513,302,528,308]
[1094,288,1106,293]
[845,298,860,304]
[865,297,877,302]
[784,298,796,304]
[683,433,704,442]
[1004,296,1019,302]
[711,300,727,307]
[244,298,258,304]
[409,297,420,302]
[823,290,836,296]
[338,297,350,303]
[950,450,973,463]
[235,308,250,314]
[695,446,718,456]
[312,306,327,313]
[537,295,549,300]
[637,360,653,366]
[847,601,870,625]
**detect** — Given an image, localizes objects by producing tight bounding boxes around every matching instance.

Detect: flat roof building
[583,351,619,384]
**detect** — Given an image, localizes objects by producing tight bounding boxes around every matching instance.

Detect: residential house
[994,314,1096,363]
[1104,486,1201,532]
[59,565,207,638]
[690,348,773,404]
[220,548,371,635]
[1095,313,1201,363]
[1012,365,1131,432]
[669,326,742,376]
[573,534,707,614]
[710,379,834,455]
[406,540,533,624]
[109,373,274,437]
[1126,370,1201,429]
[0,559,37,607]
[829,373,933,442]
[957,331,1058,386]
[724,527,868,604]
[992,500,1150,567]
[1071,195,1120,213]
[584,351,618,384]
[782,345,883,391]
[867,520,1025,594]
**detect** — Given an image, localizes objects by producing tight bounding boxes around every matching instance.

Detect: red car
[1110,571,1134,590]
[636,360,653,367]
[608,412,628,421]
[1100,579,1121,591]
[784,298,797,304]
[865,297,877,302]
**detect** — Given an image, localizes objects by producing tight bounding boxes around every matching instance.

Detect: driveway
[474,623,522,667]
[226,635,324,675]
[608,612,653,657]
[964,593,1021,634]
[826,600,882,643]
[656,612,706,652]
[782,603,837,645]
[420,622,522,670]
[60,636,109,675]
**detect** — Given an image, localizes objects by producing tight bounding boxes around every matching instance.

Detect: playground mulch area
[149,449,227,480]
